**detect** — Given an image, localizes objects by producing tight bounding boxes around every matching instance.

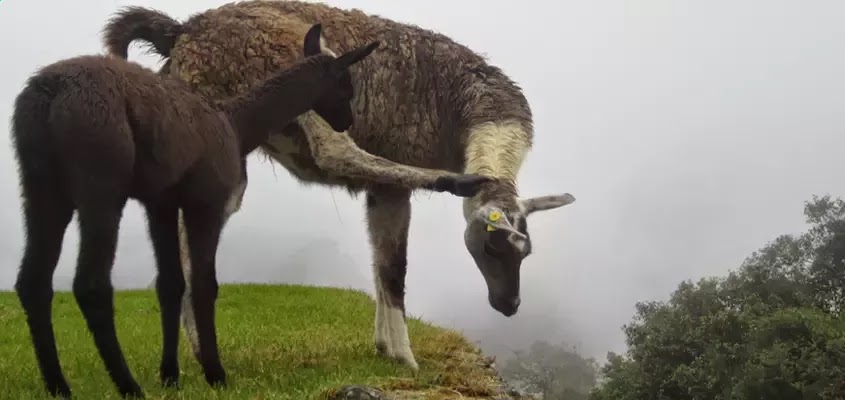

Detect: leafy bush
[591,195,845,400]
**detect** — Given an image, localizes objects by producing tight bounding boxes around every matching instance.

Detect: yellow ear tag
[486,211,502,231]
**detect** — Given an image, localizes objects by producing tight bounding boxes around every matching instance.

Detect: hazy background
[0,0,843,362]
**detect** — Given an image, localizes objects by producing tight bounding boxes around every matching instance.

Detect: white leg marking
[384,306,418,370]
[181,287,200,356]
[178,210,202,357]
[372,274,418,370]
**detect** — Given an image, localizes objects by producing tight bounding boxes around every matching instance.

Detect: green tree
[804,195,845,312]
[590,195,845,400]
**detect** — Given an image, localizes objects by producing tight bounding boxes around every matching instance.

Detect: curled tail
[101,6,182,59]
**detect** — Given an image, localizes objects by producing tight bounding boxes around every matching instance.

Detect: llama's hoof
[385,351,419,372]
[48,381,72,399]
[118,382,144,399]
[160,375,180,389]
[374,340,389,356]
[160,362,180,388]
[401,356,420,372]
[425,174,491,197]
[373,342,419,372]
[203,366,227,388]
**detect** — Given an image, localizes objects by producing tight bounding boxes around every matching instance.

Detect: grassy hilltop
[0,284,511,399]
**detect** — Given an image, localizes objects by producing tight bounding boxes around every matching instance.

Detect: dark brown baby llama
[9,23,449,399]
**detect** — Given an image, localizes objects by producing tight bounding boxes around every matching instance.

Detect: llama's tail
[101,6,182,59]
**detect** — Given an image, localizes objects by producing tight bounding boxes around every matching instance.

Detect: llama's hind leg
[181,203,227,387]
[15,187,74,398]
[180,169,247,365]
[143,202,184,388]
[74,201,143,398]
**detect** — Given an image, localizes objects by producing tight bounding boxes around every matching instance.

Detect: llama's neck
[462,119,531,214]
[462,178,520,222]
[463,120,531,181]
[221,57,331,156]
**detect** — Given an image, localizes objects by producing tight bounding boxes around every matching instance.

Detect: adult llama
[103,0,576,371]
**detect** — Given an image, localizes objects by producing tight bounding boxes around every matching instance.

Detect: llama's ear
[519,193,576,215]
[333,40,380,70]
[303,23,323,57]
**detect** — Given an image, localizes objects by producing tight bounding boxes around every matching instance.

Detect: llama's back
[12,55,233,198]
[268,1,535,160]
[173,0,533,171]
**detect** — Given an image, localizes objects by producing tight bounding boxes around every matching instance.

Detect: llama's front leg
[365,186,418,370]
[297,113,491,197]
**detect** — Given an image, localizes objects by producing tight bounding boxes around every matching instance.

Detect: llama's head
[463,190,575,316]
[302,23,379,132]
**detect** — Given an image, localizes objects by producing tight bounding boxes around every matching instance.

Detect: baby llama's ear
[333,40,380,70]
[303,23,323,57]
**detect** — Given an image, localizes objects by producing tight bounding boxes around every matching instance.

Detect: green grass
[0,284,504,399]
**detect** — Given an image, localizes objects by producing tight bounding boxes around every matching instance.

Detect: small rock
[330,385,387,400]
